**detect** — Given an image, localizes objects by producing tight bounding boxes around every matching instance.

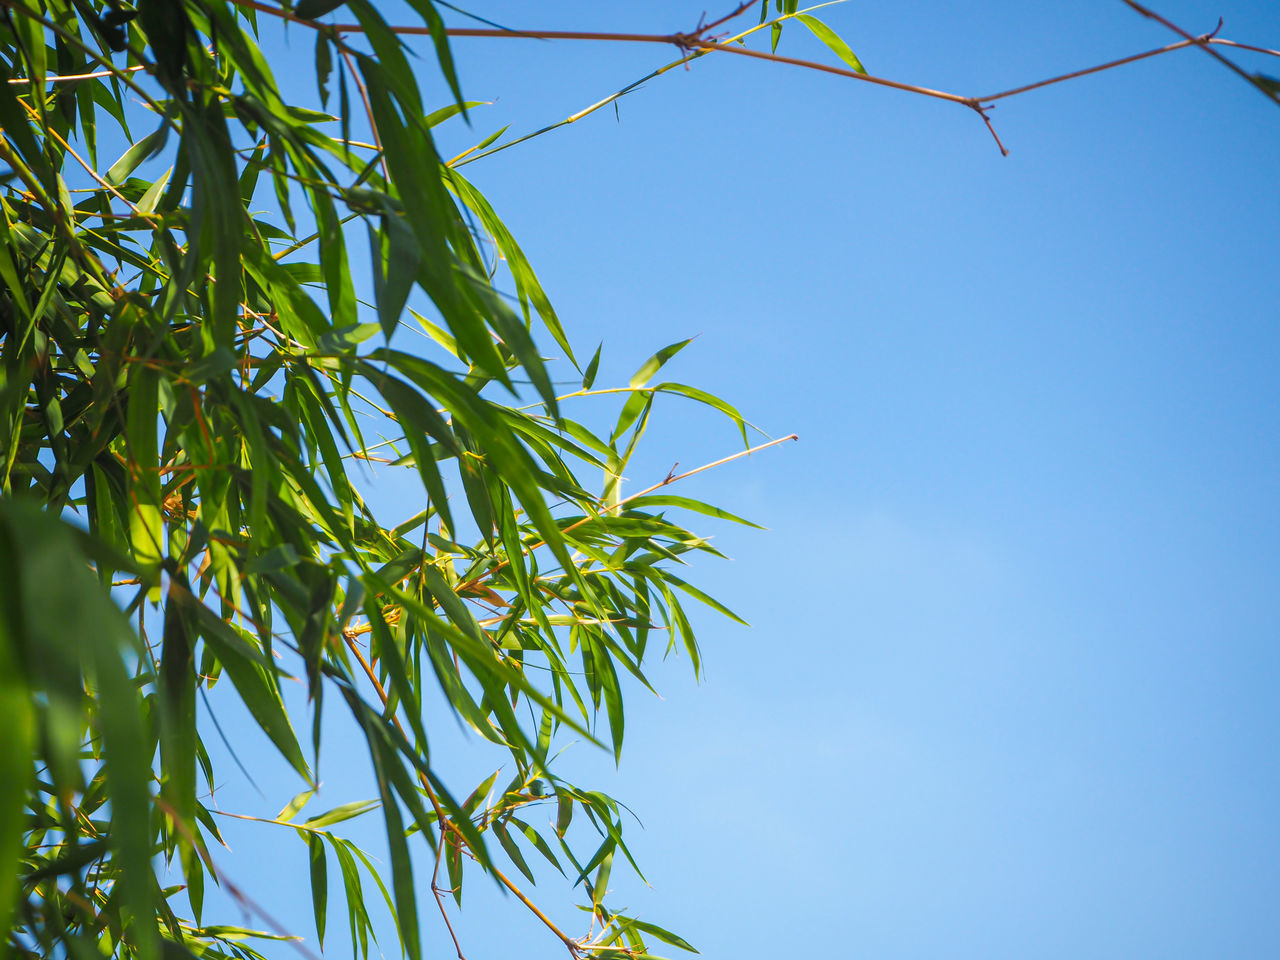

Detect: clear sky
[196,3,1280,958]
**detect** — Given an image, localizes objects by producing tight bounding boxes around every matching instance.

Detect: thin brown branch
[982,26,1280,104]
[631,433,799,496]
[979,37,1199,102]
[699,2,758,37]
[977,106,1010,156]
[691,38,977,107]
[1120,2,1260,89]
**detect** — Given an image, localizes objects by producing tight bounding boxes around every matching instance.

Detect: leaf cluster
[0,2,767,958]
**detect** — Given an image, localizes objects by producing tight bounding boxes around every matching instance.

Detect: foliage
[0,2,803,959]
[9,1,1273,958]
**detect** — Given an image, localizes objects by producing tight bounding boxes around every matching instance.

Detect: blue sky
[197,3,1280,958]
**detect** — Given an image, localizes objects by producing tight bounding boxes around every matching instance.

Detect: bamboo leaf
[295,0,349,19]
[309,834,328,948]
[796,14,867,73]
[493,820,536,885]
[203,627,313,785]
[582,342,603,389]
[629,339,692,389]
[625,495,763,528]
[278,788,317,823]
[304,800,382,829]
[630,919,700,953]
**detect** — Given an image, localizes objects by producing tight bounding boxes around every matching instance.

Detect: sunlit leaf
[796,14,867,73]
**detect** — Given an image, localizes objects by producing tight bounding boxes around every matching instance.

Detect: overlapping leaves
[0,2,765,959]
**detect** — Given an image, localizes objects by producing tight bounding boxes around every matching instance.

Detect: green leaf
[510,816,564,875]
[461,769,501,819]
[136,167,172,215]
[105,130,165,185]
[278,788,317,823]
[374,210,421,340]
[556,793,573,838]
[295,0,349,18]
[0,501,159,960]
[125,363,162,580]
[447,168,576,370]
[315,31,333,107]
[661,571,748,625]
[0,599,34,953]
[304,799,382,829]
[795,14,866,74]
[592,848,614,912]
[630,919,700,953]
[625,495,763,528]
[493,820,536,885]
[203,626,313,784]
[425,101,488,128]
[309,834,328,948]
[582,342,603,389]
[653,381,753,446]
[629,338,692,389]
[358,711,422,960]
